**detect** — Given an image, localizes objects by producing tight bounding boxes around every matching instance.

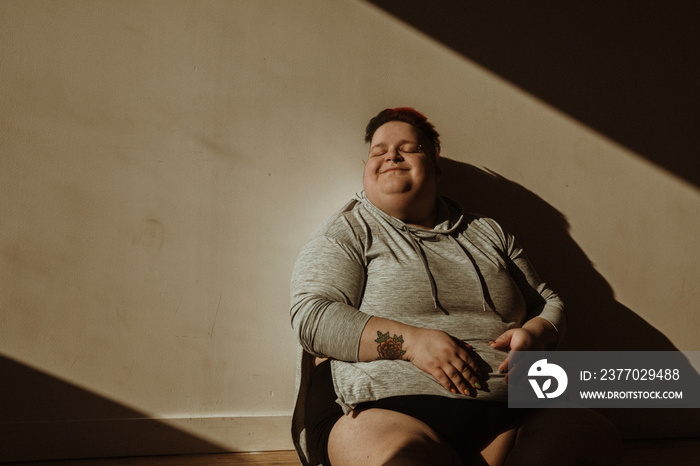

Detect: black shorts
[305,359,530,465]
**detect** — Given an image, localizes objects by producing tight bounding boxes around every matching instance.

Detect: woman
[290,108,565,465]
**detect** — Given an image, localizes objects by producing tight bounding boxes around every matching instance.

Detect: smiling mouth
[381,168,407,174]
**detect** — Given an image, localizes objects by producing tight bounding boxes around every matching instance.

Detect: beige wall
[1,0,698,460]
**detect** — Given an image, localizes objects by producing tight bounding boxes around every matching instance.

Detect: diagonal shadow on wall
[0,355,227,463]
[439,160,673,352]
[368,1,700,188]
[439,159,700,439]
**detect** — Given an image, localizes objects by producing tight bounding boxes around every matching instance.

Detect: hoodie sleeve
[290,221,371,361]
[484,219,567,344]
[508,242,567,344]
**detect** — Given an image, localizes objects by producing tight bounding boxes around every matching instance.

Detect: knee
[506,409,621,466]
[381,431,460,466]
[328,409,461,466]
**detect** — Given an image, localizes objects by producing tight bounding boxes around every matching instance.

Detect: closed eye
[368,143,422,158]
[399,143,422,154]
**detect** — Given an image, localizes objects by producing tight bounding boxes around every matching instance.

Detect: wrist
[399,325,420,362]
[360,316,417,361]
[523,317,558,349]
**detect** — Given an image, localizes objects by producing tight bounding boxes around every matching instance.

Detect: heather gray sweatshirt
[290,192,565,463]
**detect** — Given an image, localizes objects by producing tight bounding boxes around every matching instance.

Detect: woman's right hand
[403,327,483,396]
[359,316,483,395]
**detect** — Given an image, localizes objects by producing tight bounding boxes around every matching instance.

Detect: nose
[386,147,404,162]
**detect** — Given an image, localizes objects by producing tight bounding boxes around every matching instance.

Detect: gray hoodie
[290,192,565,464]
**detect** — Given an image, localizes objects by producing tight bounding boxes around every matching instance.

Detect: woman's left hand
[489,317,557,378]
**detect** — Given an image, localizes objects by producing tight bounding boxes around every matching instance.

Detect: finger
[489,340,505,350]
[505,361,521,385]
[435,362,469,396]
[455,347,481,376]
[498,355,509,374]
[504,358,525,385]
[453,337,473,351]
[452,359,484,394]
[432,368,460,394]
[447,365,477,396]
[490,330,514,350]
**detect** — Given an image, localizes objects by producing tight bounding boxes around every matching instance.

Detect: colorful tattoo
[375,331,406,359]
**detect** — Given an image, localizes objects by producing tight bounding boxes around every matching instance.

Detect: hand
[490,327,544,378]
[403,328,483,396]
[490,318,557,379]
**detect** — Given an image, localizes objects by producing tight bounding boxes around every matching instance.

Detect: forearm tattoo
[375,331,406,359]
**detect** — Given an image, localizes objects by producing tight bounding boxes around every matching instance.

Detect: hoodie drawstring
[447,235,488,313]
[403,227,489,315]
[357,191,488,315]
[403,227,449,315]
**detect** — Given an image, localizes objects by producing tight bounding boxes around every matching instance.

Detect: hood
[353,191,488,315]
[352,190,464,236]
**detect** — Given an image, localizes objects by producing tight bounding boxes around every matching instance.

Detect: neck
[371,192,438,229]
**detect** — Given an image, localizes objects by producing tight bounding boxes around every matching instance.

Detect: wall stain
[132,218,164,253]
[208,293,223,339]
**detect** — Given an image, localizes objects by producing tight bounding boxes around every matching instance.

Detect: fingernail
[450,388,456,394]
[474,382,481,389]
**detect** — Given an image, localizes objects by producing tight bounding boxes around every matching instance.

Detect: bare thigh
[327,407,462,466]
[480,428,517,466]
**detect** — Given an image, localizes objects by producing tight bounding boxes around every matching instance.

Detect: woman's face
[363,121,440,210]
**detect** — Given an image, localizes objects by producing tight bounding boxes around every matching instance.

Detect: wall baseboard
[0,415,294,463]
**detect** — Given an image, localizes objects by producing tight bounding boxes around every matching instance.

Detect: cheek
[362,164,375,190]
[410,159,428,178]
[363,160,378,179]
